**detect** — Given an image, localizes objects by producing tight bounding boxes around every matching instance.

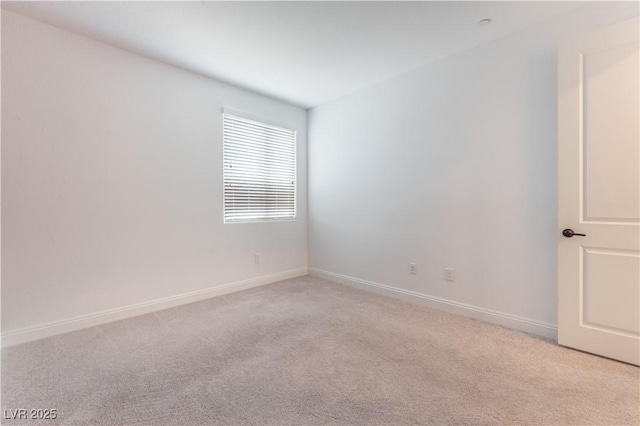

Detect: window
[223,113,296,223]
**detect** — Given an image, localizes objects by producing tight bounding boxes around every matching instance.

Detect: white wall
[308,3,639,335]
[1,10,307,338]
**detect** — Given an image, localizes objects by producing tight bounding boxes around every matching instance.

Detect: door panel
[558,17,640,365]
[583,42,639,222]
[583,247,639,335]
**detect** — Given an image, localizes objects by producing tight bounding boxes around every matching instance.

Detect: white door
[558,17,640,365]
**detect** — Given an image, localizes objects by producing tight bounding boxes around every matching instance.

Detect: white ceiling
[2,1,587,109]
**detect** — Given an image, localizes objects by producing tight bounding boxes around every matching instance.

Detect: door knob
[562,228,586,238]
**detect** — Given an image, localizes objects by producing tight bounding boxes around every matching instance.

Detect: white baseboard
[309,267,558,340]
[1,268,308,348]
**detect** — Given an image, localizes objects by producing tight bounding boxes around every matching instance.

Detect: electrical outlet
[254,253,260,264]
[408,263,417,274]
[444,268,455,282]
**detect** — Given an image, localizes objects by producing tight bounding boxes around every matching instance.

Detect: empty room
[1,1,639,425]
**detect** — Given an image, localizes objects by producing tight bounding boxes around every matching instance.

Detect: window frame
[222,112,297,224]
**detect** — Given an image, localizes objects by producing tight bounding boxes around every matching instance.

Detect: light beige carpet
[2,276,638,425]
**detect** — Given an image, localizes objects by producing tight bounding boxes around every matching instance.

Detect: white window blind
[223,113,296,223]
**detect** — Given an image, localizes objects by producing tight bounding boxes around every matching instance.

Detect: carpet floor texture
[2,276,639,425]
